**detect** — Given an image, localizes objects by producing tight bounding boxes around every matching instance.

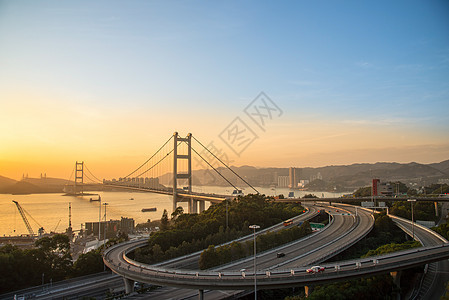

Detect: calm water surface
[0,186,344,236]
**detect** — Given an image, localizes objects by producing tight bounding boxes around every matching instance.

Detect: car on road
[306,266,325,273]
[277,252,285,258]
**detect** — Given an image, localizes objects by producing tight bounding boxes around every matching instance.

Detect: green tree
[171,206,184,220]
[72,250,103,276]
[303,194,318,198]
[0,234,73,294]
[160,209,170,231]
[354,186,372,197]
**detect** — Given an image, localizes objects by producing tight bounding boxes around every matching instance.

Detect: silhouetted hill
[0,181,42,194]
[429,159,449,174]
[0,177,71,194]
[0,175,17,189]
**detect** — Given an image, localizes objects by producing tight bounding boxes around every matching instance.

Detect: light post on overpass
[408,199,416,240]
[249,224,260,299]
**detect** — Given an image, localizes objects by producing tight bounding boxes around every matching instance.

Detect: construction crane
[12,200,45,238]
[53,219,61,233]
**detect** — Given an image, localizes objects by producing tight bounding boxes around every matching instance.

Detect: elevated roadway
[156,204,320,270]
[278,196,449,203]
[389,214,449,300]
[103,183,230,203]
[103,204,378,291]
[104,240,449,291]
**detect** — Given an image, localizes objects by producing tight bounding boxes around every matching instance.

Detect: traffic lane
[158,204,319,270]
[140,286,244,300]
[276,214,355,269]
[275,207,373,269]
[105,205,352,274]
[392,217,443,246]
[218,207,353,271]
[34,276,124,300]
[391,216,449,300]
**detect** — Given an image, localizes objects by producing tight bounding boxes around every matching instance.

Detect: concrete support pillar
[198,289,204,300]
[435,202,439,217]
[123,277,134,294]
[191,199,198,214]
[390,271,402,287]
[199,200,205,213]
[304,285,313,298]
[390,270,402,300]
[173,132,192,214]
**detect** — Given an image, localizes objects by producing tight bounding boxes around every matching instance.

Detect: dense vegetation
[0,234,72,293]
[389,201,437,221]
[362,240,420,258]
[133,194,306,264]
[199,221,312,269]
[0,234,128,294]
[432,219,449,240]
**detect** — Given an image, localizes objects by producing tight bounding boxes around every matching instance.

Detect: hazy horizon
[2,158,448,182]
[1,1,448,181]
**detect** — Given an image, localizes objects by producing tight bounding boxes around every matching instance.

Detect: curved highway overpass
[103,240,449,291]
[103,204,448,298]
[103,205,375,289]
[156,204,321,270]
[389,214,449,299]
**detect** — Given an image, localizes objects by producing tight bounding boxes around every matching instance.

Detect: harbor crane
[12,200,45,238]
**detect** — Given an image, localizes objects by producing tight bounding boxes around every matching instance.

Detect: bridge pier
[435,202,439,217]
[198,289,204,300]
[123,277,135,294]
[390,271,402,299]
[304,285,313,297]
[190,199,198,214]
[173,132,192,214]
[199,200,205,213]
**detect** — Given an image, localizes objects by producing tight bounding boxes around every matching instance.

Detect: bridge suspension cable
[134,148,175,178]
[84,163,103,183]
[192,135,259,194]
[65,165,75,185]
[123,135,174,179]
[190,145,239,191]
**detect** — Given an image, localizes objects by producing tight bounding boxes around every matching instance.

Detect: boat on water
[130,198,134,200]
[141,207,157,212]
[90,195,101,202]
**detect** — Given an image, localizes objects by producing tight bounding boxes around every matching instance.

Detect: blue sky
[0,0,448,179]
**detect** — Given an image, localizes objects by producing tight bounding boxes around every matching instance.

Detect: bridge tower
[173,132,193,213]
[75,161,84,195]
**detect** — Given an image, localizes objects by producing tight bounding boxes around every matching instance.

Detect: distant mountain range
[158,160,449,192]
[2,160,448,194]
[0,176,72,194]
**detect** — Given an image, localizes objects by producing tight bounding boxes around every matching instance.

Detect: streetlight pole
[103,203,108,249]
[408,199,416,240]
[98,198,101,247]
[226,200,229,229]
[249,224,260,300]
[103,202,108,272]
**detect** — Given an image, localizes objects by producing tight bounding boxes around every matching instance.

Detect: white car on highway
[306,266,325,273]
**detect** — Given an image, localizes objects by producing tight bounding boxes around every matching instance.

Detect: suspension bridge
[64,132,259,213]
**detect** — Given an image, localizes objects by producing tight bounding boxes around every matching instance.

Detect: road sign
[309,222,325,229]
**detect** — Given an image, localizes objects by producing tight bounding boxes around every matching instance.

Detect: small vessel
[130,198,134,200]
[141,207,157,212]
